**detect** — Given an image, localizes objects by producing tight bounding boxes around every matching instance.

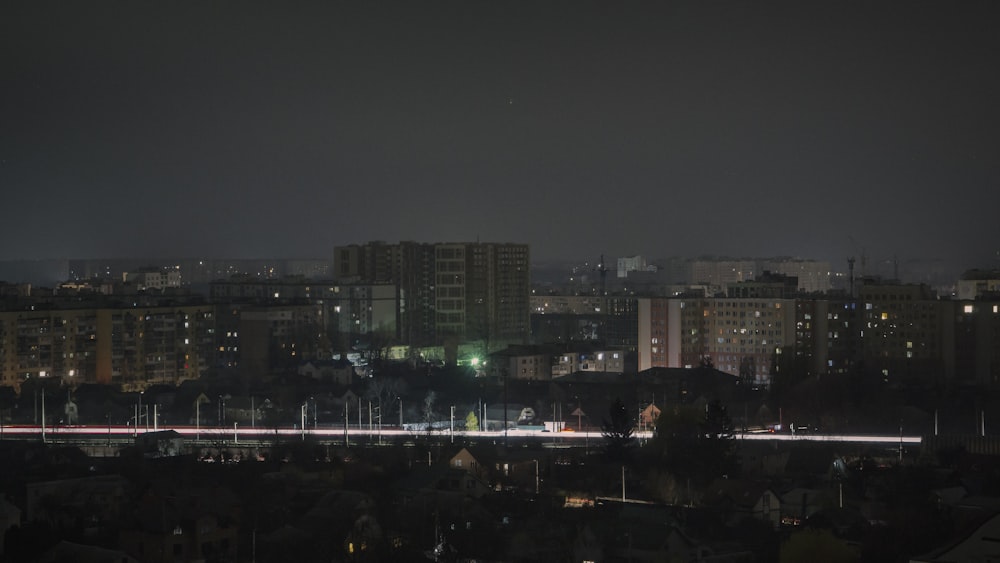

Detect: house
[38,541,138,563]
[223,396,272,425]
[119,512,238,563]
[483,405,529,431]
[135,430,185,458]
[449,448,488,481]
[118,487,240,563]
[779,487,830,526]
[488,346,553,381]
[394,466,492,499]
[0,496,21,557]
[298,359,354,385]
[639,403,661,427]
[738,442,791,477]
[26,475,130,529]
[702,479,782,529]
[912,512,1000,563]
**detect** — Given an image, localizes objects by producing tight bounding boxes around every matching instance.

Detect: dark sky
[2,1,998,271]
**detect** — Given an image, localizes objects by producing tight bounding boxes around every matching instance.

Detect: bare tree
[422,391,437,428]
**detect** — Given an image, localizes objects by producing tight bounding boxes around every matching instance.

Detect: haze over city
[2,1,998,271]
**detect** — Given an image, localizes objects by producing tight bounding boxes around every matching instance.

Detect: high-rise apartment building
[333,241,530,350]
[0,303,215,391]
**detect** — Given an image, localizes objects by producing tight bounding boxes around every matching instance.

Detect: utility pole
[450,405,455,444]
[41,390,46,444]
[534,459,539,494]
[898,420,903,464]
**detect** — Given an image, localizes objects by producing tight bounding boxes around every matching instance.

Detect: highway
[0,424,923,446]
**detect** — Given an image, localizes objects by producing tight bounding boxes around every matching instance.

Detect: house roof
[702,479,776,510]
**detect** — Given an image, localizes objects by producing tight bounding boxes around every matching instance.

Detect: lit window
[963,305,974,314]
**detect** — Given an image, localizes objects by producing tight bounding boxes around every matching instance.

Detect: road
[0,424,923,446]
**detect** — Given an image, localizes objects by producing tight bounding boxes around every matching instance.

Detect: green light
[470,357,480,366]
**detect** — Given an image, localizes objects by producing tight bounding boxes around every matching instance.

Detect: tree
[780,529,856,563]
[601,397,636,462]
[701,399,737,478]
[422,391,438,428]
[738,356,756,386]
[646,399,737,485]
[464,410,479,432]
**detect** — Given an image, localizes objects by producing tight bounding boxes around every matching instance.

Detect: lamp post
[534,459,539,494]
[300,402,307,441]
[398,397,403,429]
[41,390,46,444]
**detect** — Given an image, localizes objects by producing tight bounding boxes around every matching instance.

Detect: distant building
[617,255,647,278]
[489,346,551,381]
[0,302,215,390]
[123,267,182,291]
[333,241,530,350]
[636,296,795,384]
[689,259,757,287]
[957,269,1000,300]
[685,257,831,294]
[759,258,831,294]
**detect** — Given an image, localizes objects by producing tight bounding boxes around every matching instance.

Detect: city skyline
[2,2,998,271]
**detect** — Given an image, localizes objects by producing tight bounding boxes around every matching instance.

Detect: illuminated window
[963,305,974,314]
[881,312,888,320]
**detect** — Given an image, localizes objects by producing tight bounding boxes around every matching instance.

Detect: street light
[300,402,307,441]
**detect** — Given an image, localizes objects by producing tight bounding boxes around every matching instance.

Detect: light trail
[0,424,923,445]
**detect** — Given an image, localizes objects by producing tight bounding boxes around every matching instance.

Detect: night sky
[2,1,998,271]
